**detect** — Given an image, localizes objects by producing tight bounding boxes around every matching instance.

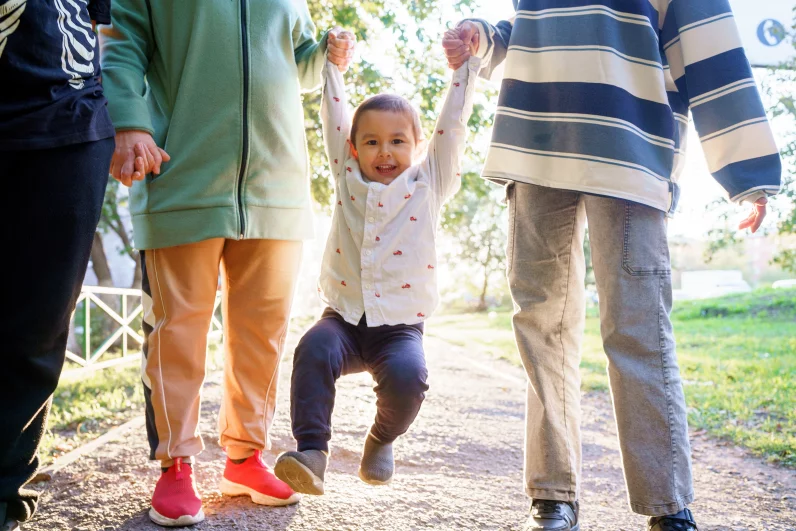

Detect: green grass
[41,341,228,466]
[428,289,796,467]
[40,364,145,466]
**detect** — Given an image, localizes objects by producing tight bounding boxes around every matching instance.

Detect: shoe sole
[148,507,205,527]
[218,478,302,506]
[273,456,325,495]
[357,467,393,486]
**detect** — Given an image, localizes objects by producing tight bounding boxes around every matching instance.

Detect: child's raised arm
[321,32,355,180]
[421,52,482,203]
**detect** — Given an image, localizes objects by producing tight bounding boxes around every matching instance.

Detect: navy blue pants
[0,138,113,522]
[291,308,429,453]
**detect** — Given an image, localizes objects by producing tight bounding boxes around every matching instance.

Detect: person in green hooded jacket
[100,1,354,526]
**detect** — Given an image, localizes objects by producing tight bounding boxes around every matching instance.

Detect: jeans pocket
[622,201,670,276]
[505,182,516,273]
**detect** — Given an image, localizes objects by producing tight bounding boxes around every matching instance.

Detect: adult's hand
[110,130,170,187]
[738,197,768,233]
[328,28,356,72]
[443,21,479,70]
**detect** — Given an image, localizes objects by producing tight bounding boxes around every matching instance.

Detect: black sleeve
[88,0,112,25]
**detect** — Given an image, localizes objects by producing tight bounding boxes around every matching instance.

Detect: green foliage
[429,288,796,467]
[40,365,144,465]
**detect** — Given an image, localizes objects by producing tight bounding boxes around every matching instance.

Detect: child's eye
[391,139,404,144]
[366,140,378,145]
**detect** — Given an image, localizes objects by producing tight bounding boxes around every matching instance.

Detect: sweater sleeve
[661,0,781,203]
[293,0,328,92]
[463,16,514,80]
[99,0,155,134]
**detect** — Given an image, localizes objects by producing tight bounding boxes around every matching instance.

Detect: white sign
[731,0,794,67]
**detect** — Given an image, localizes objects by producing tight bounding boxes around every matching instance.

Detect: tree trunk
[476,239,492,312]
[89,232,121,356]
[66,319,82,357]
[91,231,114,287]
[132,253,142,289]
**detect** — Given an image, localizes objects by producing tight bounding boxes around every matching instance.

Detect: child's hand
[443,22,479,70]
[738,197,768,233]
[328,28,356,72]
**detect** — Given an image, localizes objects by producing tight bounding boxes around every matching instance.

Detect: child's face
[353,110,418,185]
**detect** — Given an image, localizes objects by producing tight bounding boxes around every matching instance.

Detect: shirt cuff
[738,191,768,204]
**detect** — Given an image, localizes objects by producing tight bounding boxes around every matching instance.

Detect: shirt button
[365,284,372,289]
[367,217,375,223]
[365,249,372,256]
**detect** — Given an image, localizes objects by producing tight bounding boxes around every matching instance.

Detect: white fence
[63,286,222,378]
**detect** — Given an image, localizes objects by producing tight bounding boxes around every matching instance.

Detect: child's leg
[217,238,302,460]
[357,323,427,484]
[290,309,364,452]
[364,324,428,444]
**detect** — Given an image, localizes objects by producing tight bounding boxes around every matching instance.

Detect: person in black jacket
[0,1,115,529]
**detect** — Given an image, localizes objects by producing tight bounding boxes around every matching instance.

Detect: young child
[273,32,484,494]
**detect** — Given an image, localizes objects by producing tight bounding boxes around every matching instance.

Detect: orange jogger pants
[140,238,302,466]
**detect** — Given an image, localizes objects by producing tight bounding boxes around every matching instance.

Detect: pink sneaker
[219,450,301,506]
[149,458,204,527]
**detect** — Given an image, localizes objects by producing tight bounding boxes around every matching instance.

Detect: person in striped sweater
[444,1,781,530]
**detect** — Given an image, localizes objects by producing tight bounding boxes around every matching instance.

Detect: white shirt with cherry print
[318,56,482,326]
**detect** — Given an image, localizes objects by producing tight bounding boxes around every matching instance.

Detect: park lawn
[427,289,796,468]
[40,364,145,466]
[40,341,226,467]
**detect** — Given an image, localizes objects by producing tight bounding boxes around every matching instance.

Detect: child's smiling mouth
[375,164,398,175]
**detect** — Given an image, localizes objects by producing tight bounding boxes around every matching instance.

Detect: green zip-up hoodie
[101,0,327,250]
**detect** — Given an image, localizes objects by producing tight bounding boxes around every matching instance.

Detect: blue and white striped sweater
[473,0,781,213]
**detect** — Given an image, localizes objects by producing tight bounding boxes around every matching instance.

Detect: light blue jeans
[506,182,694,517]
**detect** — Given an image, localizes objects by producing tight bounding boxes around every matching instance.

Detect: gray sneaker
[358,433,394,485]
[274,450,327,495]
[524,499,579,531]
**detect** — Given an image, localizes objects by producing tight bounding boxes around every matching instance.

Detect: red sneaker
[149,458,205,527]
[219,450,301,506]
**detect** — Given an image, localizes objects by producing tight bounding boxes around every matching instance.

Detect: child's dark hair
[350,94,424,147]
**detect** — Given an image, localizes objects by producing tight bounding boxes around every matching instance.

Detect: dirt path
[26,337,795,530]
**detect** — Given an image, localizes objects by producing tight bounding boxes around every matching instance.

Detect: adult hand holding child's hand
[443,21,479,70]
[328,28,356,72]
[110,130,170,187]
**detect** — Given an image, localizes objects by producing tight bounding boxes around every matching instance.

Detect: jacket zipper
[237,0,250,239]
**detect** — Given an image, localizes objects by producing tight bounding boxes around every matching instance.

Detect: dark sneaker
[648,508,698,531]
[274,450,328,495]
[358,432,394,485]
[524,499,579,531]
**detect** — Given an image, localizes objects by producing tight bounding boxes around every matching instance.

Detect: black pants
[291,308,429,453]
[0,138,113,522]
